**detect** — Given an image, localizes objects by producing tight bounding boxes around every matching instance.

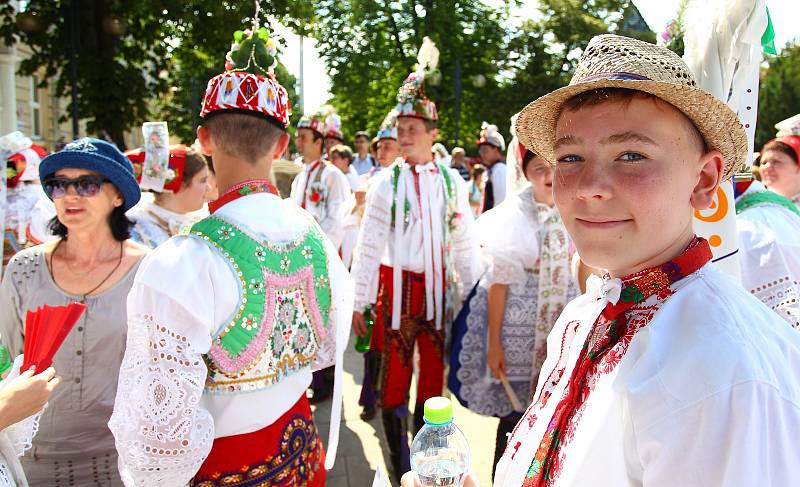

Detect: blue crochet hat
[39,137,141,212]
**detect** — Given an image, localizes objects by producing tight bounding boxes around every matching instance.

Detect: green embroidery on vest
[189,216,331,361]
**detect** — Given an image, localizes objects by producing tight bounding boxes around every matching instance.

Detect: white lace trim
[749,277,800,329]
[109,312,214,486]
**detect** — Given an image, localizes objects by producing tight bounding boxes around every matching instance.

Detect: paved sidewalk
[314,331,499,487]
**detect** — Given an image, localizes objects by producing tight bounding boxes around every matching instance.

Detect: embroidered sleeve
[109,283,214,487]
[318,169,352,249]
[450,174,477,298]
[350,181,392,311]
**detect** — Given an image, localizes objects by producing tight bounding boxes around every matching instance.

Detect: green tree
[0,1,311,148]
[312,0,510,149]
[756,42,800,150]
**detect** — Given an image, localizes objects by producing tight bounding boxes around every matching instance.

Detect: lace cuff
[109,312,214,486]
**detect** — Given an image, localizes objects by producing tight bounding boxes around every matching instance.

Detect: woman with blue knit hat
[0,137,148,486]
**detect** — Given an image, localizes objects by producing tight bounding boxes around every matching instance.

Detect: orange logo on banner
[694,186,728,223]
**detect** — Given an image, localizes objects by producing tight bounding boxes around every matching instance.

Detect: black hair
[49,205,133,242]
[521,150,537,174]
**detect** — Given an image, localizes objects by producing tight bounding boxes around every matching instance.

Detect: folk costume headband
[322,105,344,141]
[377,108,399,140]
[773,114,800,163]
[2,132,47,189]
[200,24,291,128]
[476,122,506,151]
[394,37,440,122]
[296,110,327,137]
[515,34,748,181]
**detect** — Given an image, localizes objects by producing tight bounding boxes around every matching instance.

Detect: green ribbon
[736,190,800,217]
[761,6,776,55]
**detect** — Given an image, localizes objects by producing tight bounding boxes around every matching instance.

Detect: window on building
[30,75,41,138]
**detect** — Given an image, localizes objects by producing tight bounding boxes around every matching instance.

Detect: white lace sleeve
[450,173,477,298]
[109,283,214,487]
[317,168,352,249]
[350,179,392,312]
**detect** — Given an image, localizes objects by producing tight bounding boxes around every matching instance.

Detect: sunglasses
[43,175,110,198]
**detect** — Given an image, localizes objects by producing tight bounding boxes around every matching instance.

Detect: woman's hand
[0,367,60,430]
[487,341,506,379]
[401,471,479,487]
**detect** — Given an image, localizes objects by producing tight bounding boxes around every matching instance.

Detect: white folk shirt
[736,181,800,329]
[108,193,354,487]
[289,160,351,249]
[486,161,508,207]
[495,263,800,487]
[350,160,476,327]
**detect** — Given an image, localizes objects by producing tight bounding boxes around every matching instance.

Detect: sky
[275,0,799,115]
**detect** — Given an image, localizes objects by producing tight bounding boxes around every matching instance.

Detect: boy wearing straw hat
[491,34,800,487]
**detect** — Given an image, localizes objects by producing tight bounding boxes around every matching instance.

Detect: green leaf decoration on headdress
[225,28,278,76]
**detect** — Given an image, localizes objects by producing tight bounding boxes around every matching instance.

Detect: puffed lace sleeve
[478,190,540,286]
[109,244,217,487]
[0,356,45,487]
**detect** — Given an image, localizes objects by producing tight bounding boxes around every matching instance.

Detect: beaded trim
[190,216,331,379]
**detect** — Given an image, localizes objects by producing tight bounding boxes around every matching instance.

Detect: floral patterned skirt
[192,395,325,486]
[448,270,544,419]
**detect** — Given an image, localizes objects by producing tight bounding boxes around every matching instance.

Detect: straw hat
[515,34,747,181]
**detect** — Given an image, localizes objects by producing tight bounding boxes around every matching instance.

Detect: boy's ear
[690,149,724,210]
[272,132,290,161]
[196,125,213,157]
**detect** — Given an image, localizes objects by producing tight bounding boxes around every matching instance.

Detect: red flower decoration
[309,191,321,203]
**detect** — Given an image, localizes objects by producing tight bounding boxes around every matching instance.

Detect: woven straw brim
[515,79,748,181]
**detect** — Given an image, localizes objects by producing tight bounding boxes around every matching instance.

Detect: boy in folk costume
[289,110,351,251]
[493,35,800,486]
[477,122,507,213]
[350,37,476,482]
[109,27,353,486]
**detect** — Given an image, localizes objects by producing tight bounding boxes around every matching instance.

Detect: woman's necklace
[49,239,124,302]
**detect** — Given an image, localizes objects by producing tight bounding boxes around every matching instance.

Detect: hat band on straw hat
[579,72,650,83]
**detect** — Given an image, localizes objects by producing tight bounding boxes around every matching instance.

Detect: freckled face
[553,98,708,275]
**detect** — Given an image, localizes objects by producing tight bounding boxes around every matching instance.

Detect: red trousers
[192,395,325,486]
[376,265,445,409]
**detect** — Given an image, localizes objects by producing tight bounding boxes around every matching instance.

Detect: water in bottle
[410,396,470,487]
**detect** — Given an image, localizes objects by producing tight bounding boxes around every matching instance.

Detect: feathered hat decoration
[322,105,344,141]
[2,131,48,189]
[200,20,290,127]
[476,121,506,151]
[377,108,399,140]
[297,109,327,137]
[394,37,440,122]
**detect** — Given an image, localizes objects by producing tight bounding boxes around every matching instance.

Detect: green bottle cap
[423,396,453,425]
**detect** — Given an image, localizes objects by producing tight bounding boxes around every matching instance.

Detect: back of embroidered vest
[189,216,334,394]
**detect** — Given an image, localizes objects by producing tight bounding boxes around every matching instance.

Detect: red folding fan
[22,303,86,372]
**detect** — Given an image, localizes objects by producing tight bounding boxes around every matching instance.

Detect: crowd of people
[0,18,799,487]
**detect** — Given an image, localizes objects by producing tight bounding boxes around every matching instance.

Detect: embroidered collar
[209,179,279,214]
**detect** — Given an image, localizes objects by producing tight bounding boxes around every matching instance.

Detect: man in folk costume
[477,122,507,213]
[2,132,48,263]
[290,110,351,251]
[350,37,476,482]
[355,108,403,422]
[493,35,800,486]
[109,26,353,486]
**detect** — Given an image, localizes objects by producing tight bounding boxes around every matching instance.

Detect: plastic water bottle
[410,396,471,487]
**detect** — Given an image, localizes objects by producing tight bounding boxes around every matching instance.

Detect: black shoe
[308,387,333,404]
[360,405,377,421]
